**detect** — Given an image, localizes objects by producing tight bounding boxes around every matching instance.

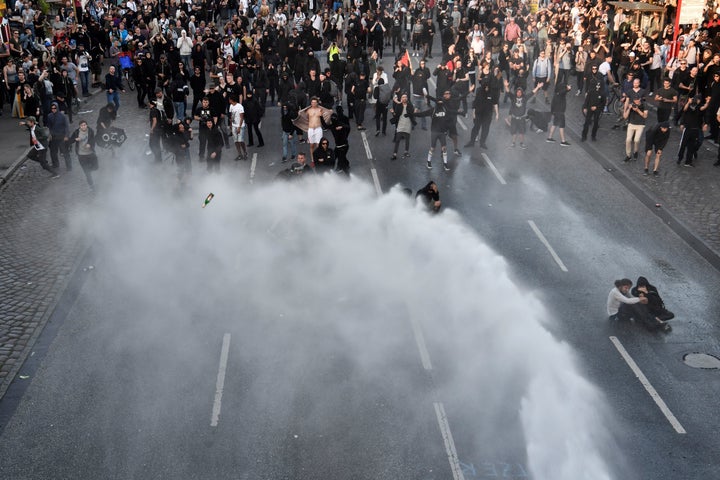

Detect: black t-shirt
[655,86,677,110]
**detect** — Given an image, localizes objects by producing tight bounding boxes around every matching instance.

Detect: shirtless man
[305,97,324,165]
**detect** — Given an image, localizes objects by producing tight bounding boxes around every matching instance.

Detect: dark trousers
[27,147,57,174]
[198,128,209,158]
[582,109,601,140]
[677,128,701,164]
[375,102,388,133]
[393,131,410,153]
[335,145,350,174]
[49,138,71,170]
[247,122,264,146]
[136,84,147,107]
[470,112,493,145]
[149,132,162,163]
[355,99,366,126]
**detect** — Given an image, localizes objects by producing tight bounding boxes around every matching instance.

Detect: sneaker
[443,163,450,171]
[511,142,516,148]
[453,148,461,156]
[676,158,682,165]
[403,151,410,158]
[653,170,659,176]
[633,152,638,160]
[576,89,581,96]
[643,168,649,176]
[684,163,693,167]
[375,131,381,136]
[391,153,397,160]
[464,141,475,148]
[546,137,555,143]
[426,160,432,169]
[520,143,528,149]
[623,156,631,163]
[282,157,287,163]
[560,141,570,147]
[479,143,488,149]
[51,173,61,179]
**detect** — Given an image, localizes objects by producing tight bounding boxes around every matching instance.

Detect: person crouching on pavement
[416,180,441,212]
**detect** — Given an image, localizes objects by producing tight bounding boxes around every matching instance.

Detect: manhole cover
[683,353,720,369]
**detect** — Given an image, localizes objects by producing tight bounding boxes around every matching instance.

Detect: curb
[0,87,104,188]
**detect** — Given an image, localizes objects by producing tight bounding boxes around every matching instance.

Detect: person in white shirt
[607,278,669,331]
[228,94,247,160]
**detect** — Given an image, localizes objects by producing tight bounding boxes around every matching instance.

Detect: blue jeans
[106,91,120,111]
[173,101,185,121]
[282,131,297,159]
[80,71,90,95]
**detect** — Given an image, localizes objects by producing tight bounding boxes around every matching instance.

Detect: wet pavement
[1,72,720,404]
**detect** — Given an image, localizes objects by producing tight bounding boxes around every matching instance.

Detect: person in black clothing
[321,107,351,175]
[643,122,671,175]
[373,77,391,136]
[546,82,572,146]
[194,97,216,160]
[281,102,298,163]
[171,120,193,185]
[96,103,117,138]
[676,94,706,166]
[631,276,675,322]
[141,51,157,99]
[465,73,499,149]
[105,65,125,111]
[243,90,265,147]
[352,71,370,129]
[416,181,441,212]
[582,81,606,141]
[132,56,148,108]
[415,90,456,171]
[206,118,224,173]
[148,98,164,163]
[312,137,336,173]
[504,81,544,149]
[46,102,71,171]
[189,66,206,117]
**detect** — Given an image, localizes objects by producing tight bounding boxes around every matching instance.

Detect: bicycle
[606,83,625,116]
[119,55,135,91]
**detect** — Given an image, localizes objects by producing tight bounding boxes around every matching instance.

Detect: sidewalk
[0,91,103,401]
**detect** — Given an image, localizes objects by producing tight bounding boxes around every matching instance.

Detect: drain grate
[683,353,720,369]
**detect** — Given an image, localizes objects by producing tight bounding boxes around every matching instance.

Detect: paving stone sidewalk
[0,92,102,400]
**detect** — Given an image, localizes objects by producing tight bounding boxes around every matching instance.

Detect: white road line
[457,117,468,131]
[361,131,373,159]
[609,336,687,434]
[527,220,568,272]
[249,153,257,182]
[480,153,507,185]
[409,316,433,370]
[434,402,466,480]
[370,168,382,196]
[210,333,232,427]
[429,77,437,89]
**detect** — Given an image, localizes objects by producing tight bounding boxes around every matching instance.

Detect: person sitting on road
[607,278,670,331]
[631,276,675,322]
[416,181,441,212]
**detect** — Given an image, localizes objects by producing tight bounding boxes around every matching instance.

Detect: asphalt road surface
[1,52,719,480]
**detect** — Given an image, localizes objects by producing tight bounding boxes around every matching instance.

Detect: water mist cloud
[77,168,617,480]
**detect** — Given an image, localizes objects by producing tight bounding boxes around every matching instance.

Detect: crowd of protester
[5,0,720,182]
